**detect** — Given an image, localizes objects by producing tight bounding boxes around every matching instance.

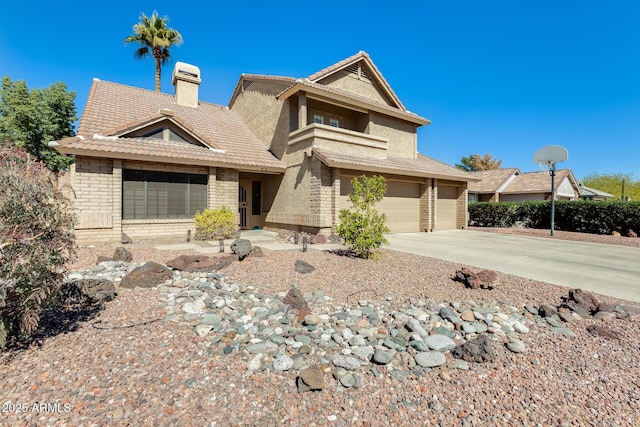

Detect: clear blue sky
[1,1,638,179]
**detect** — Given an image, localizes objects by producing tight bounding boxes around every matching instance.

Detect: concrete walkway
[384,230,640,303]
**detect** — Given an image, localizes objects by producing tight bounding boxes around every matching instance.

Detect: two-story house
[228,51,475,235]
[52,52,475,243]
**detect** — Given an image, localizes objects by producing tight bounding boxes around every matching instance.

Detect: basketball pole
[550,163,556,236]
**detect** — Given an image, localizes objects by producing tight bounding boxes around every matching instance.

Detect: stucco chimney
[172,62,201,108]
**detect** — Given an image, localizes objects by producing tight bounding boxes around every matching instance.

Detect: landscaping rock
[249,246,265,258]
[451,335,496,363]
[562,288,609,318]
[627,230,638,238]
[121,232,133,244]
[297,367,324,392]
[294,260,315,274]
[120,261,172,289]
[309,234,327,244]
[586,324,621,340]
[58,278,116,305]
[414,351,446,368]
[113,246,133,262]
[453,267,498,289]
[231,239,252,260]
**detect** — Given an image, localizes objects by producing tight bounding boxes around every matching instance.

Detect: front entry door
[239,179,262,229]
[238,184,248,228]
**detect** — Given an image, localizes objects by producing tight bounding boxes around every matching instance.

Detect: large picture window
[123,170,207,220]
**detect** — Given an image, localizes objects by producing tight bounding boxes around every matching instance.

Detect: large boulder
[231,239,252,260]
[58,278,116,305]
[452,267,498,290]
[120,262,172,289]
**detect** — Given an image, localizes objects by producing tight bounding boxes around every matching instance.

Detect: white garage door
[340,179,420,232]
[437,185,458,230]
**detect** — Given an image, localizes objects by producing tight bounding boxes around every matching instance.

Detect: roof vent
[172,62,201,108]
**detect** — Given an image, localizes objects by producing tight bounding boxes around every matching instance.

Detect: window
[251,181,261,216]
[313,114,324,125]
[329,118,340,127]
[310,109,342,128]
[123,170,207,219]
[141,127,189,143]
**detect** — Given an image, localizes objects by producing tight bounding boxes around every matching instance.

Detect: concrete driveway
[384,230,640,303]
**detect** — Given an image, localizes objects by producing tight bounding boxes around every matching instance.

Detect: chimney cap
[172,62,201,85]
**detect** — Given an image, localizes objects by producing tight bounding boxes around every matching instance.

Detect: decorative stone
[297,367,324,392]
[113,246,132,262]
[120,262,172,289]
[57,278,116,305]
[294,260,315,274]
[506,338,526,353]
[451,335,496,363]
[231,239,252,260]
[332,354,361,371]
[273,354,294,371]
[372,349,394,365]
[452,267,498,289]
[414,351,446,368]
[424,334,456,351]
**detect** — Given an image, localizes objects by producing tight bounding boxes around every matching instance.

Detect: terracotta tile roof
[467,168,520,193]
[312,148,477,182]
[64,79,284,172]
[228,53,427,125]
[502,170,572,193]
[306,51,405,110]
[577,183,614,198]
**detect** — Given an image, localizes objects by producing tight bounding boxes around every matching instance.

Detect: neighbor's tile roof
[62,79,285,171]
[467,168,520,193]
[313,148,477,182]
[578,184,614,198]
[502,170,572,193]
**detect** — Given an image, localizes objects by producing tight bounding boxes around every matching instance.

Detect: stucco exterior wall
[368,112,416,159]
[318,70,392,106]
[230,80,291,159]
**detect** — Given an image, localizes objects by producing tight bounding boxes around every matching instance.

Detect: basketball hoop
[532,145,569,236]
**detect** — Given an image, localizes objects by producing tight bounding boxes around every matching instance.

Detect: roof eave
[53,144,285,174]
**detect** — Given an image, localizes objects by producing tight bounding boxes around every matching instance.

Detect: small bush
[0,145,76,348]
[336,175,390,259]
[194,206,237,240]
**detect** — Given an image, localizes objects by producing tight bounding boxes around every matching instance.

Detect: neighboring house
[469,168,584,202]
[52,52,476,243]
[577,181,614,201]
[467,168,520,202]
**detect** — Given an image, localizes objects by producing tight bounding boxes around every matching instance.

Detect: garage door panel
[436,185,458,230]
[340,179,420,233]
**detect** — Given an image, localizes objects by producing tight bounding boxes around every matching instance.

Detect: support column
[112,159,122,241]
[298,92,307,130]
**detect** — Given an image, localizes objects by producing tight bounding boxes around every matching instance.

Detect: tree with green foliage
[336,175,390,259]
[0,76,76,172]
[125,11,183,92]
[582,173,640,201]
[455,153,503,171]
[0,146,76,349]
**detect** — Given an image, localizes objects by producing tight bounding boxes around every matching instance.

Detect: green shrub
[0,146,76,348]
[469,199,640,235]
[336,175,390,259]
[194,206,237,240]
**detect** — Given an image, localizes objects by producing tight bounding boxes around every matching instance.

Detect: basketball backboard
[532,145,568,166]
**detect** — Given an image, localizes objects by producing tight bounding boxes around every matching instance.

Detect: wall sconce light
[219,239,225,253]
[302,236,308,252]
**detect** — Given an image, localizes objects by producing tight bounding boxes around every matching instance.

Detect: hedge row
[469,200,640,235]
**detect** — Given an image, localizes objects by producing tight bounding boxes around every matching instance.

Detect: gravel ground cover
[1,233,639,426]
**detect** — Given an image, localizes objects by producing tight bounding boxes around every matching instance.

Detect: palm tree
[124,11,183,92]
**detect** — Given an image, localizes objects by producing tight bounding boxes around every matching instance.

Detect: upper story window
[310,109,342,128]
